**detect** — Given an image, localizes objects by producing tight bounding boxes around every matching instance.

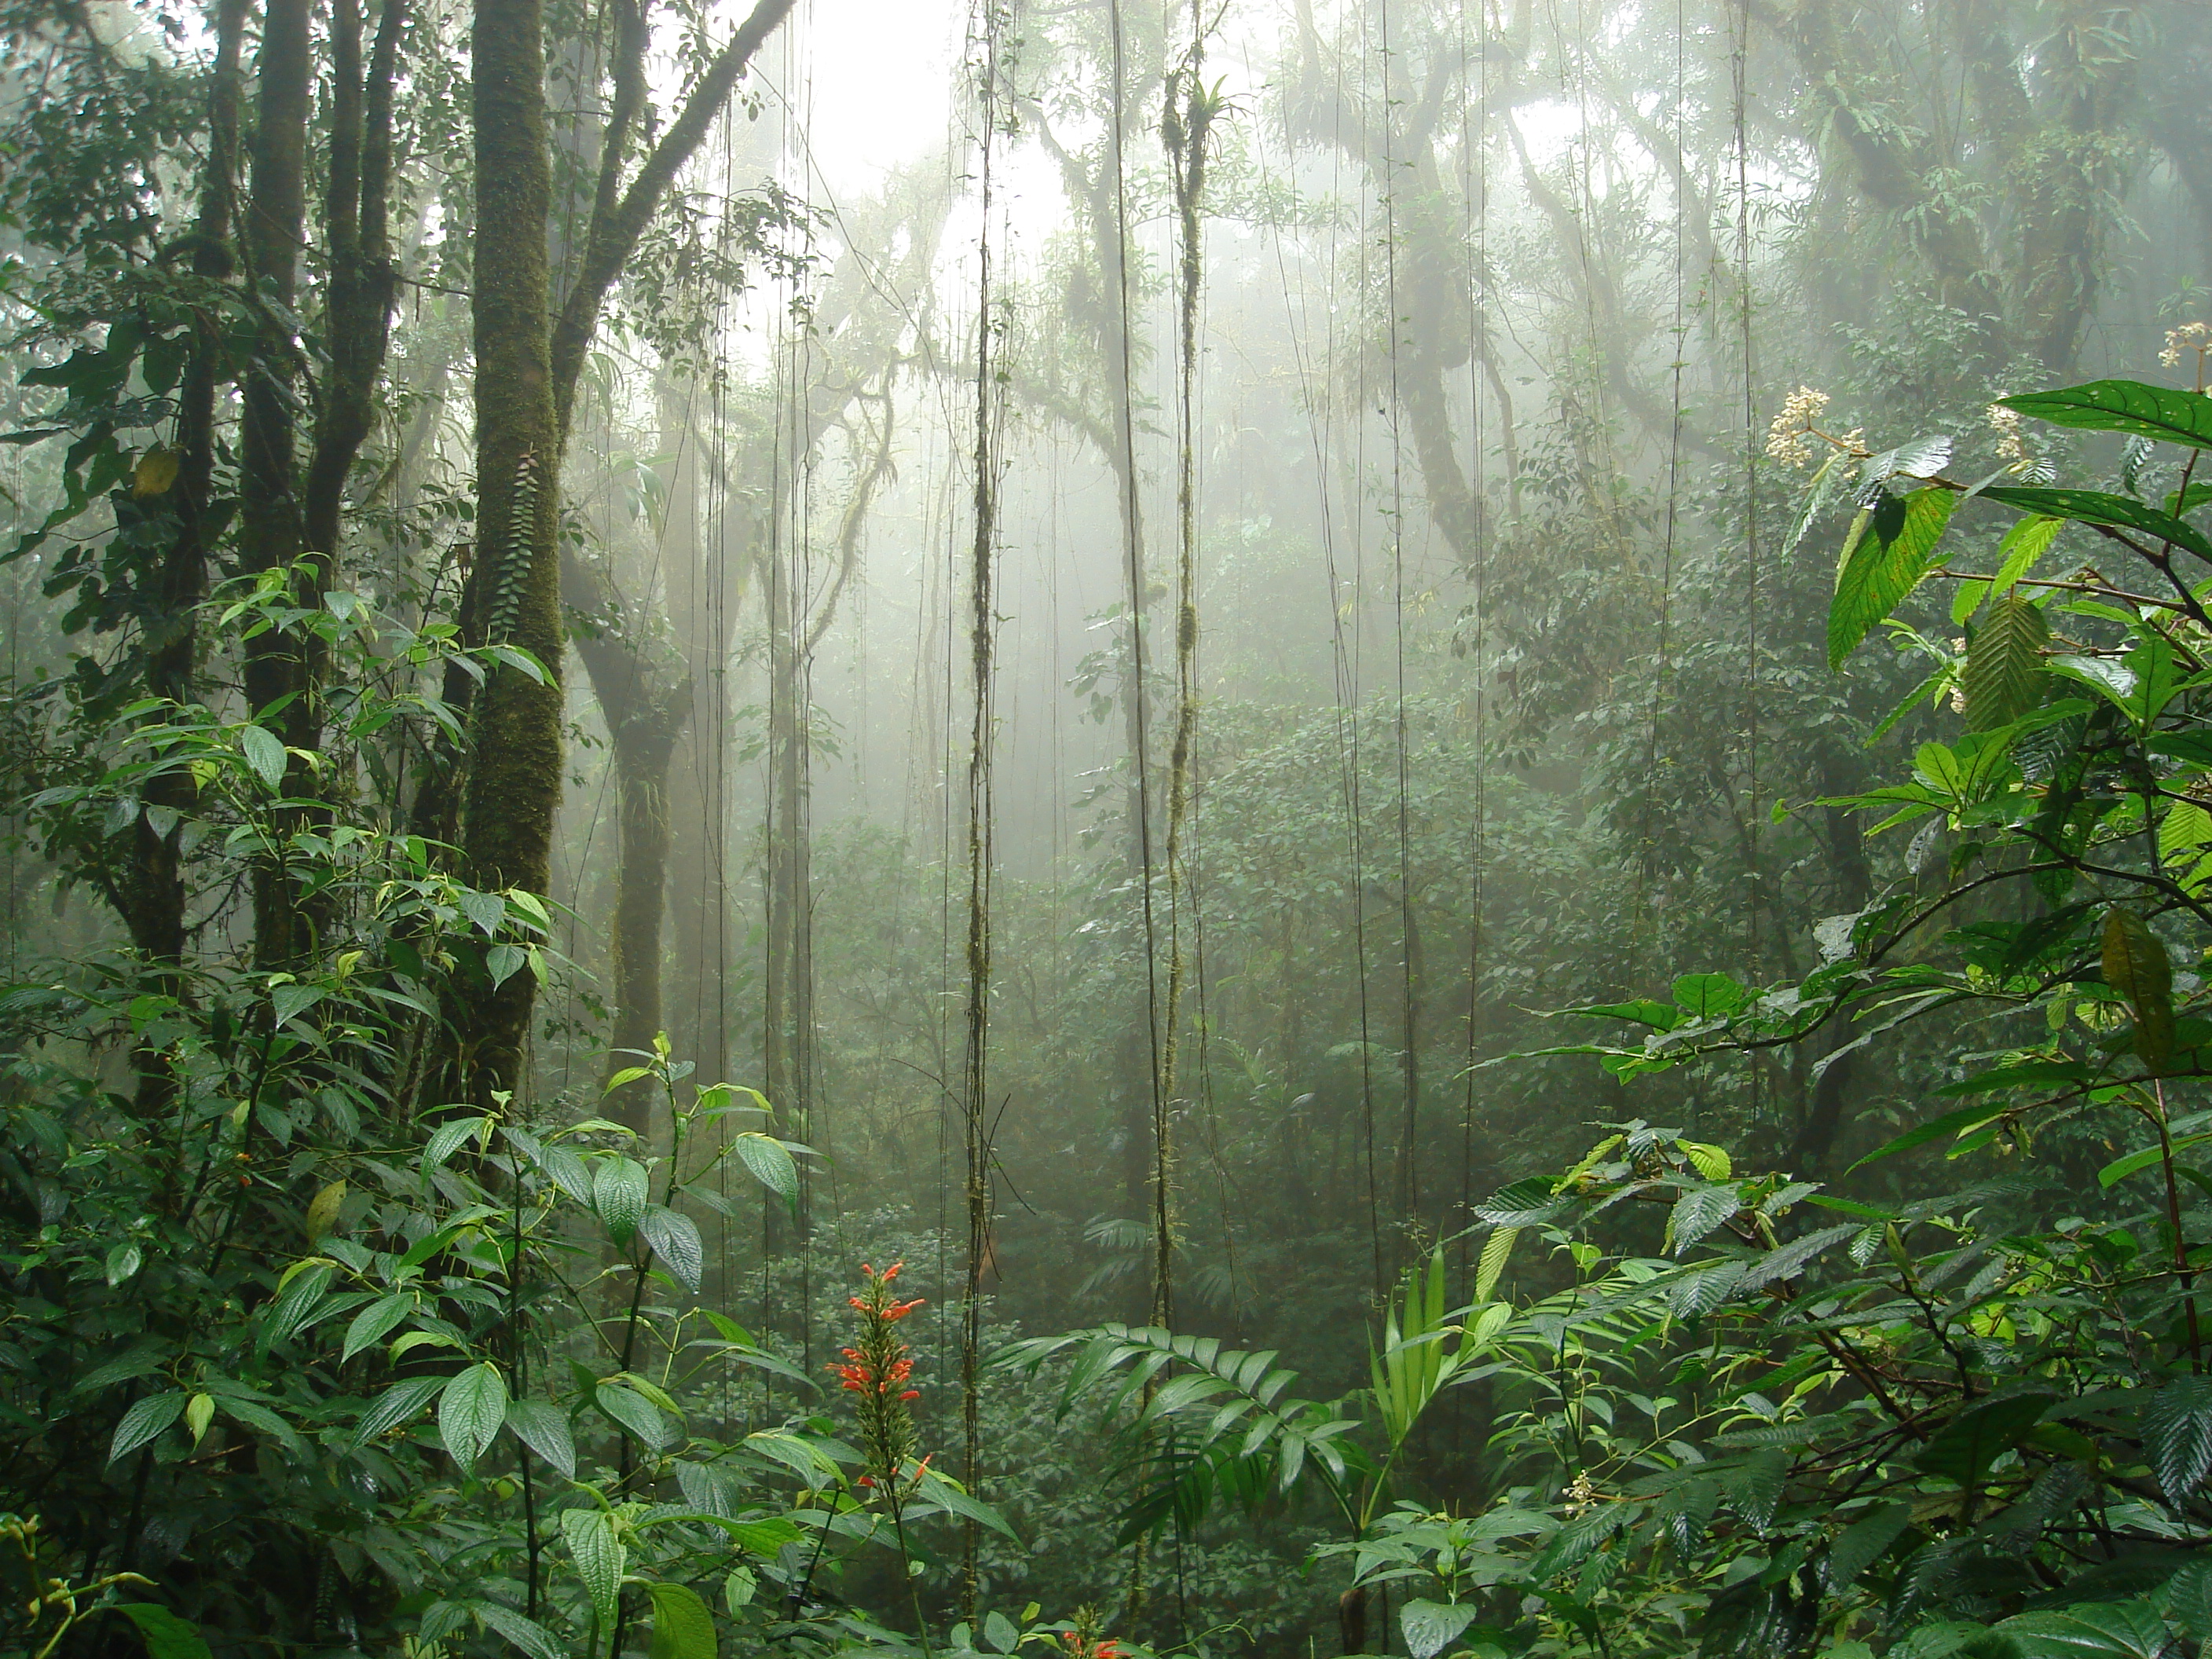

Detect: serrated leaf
[2141,1373,2212,1503]
[646,1582,717,1659]
[732,1132,798,1203]
[1831,489,1957,668]
[1826,1501,1910,1588]
[474,1602,566,1659]
[562,1508,626,1630]
[1914,1393,2055,1488]
[426,1115,488,1168]
[1668,1185,1742,1254]
[438,1362,508,1474]
[110,1392,185,1462]
[1474,1226,1518,1302]
[342,1292,415,1362]
[1678,1140,1732,1181]
[1962,590,2049,731]
[240,723,286,790]
[2102,908,2175,1070]
[1401,1601,1478,1659]
[2001,379,2212,449]
[504,1397,577,1480]
[593,1156,650,1243]
[1994,1600,2171,1657]
[638,1205,704,1291]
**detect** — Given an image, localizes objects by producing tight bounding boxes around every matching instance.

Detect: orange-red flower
[837,1258,926,1492]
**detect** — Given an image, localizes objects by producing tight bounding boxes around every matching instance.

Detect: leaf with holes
[438,1362,508,1474]
[2141,1374,2212,1503]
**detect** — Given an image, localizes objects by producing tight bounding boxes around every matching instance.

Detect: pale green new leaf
[646,1582,716,1659]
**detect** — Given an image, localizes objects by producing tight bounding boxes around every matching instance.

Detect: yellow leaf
[304,1179,348,1241]
[133,448,181,497]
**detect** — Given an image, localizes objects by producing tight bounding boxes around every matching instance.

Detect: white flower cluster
[1987,401,2029,463]
[1764,385,1830,469]
[2161,320,2212,368]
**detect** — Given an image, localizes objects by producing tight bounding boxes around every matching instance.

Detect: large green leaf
[1981,485,2212,564]
[1830,489,1957,667]
[2000,379,2212,449]
[2101,908,2174,1070]
[596,1380,672,1448]
[115,1605,213,1659]
[1992,1600,2173,1657]
[1961,591,2049,731]
[638,1205,704,1291]
[1913,1392,2056,1488]
[438,1362,508,1474]
[731,1132,799,1203]
[109,1392,185,1463]
[646,1583,717,1659]
[592,1155,650,1244]
[342,1292,415,1363]
[503,1397,577,1480]
[348,1375,444,1451]
[562,1507,626,1631]
[1401,1601,1480,1659]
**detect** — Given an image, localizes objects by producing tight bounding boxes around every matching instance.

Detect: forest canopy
[2,2,2212,1659]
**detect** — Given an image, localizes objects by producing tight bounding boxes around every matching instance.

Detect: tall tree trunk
[459,0,566,1099]
[126,0,246,1115]
[238,0,312,966]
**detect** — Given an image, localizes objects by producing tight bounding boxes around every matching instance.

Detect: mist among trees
[4,2,2212,1657]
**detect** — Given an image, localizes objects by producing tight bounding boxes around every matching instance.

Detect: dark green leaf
[1982,485,2212,564]
[1830,488,1957,667]
[2140,1374,2212,1503]
[2001,379,2212,449]
[114,1605,213,1659]
[109,1392,185,1463]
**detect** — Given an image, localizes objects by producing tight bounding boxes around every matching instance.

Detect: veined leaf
[638,1205,704,1291]
[646,1583,717,1659]
[596,1380,672,1448]
[2101,908,2175,1070]
[593,1156,650,1244]
[2001,379,2212,449]
[1401,1602,1479,1659]
[1982,485,2212,564]
[349,1375,443,1450]
[342,1292,415,1362]
[438,1362,508,1474]
[1830,489,1957,668]
[1668,1185,1741,1254]
[2141,1374,2212,1503]
[109,1392,186,1463]
[562,1508,626,1631]
[504,1398,577,1480]
[1961,591,2049,731]
[732,1132,798,1203]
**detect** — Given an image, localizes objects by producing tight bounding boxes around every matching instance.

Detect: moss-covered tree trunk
[460,0,565,1098]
